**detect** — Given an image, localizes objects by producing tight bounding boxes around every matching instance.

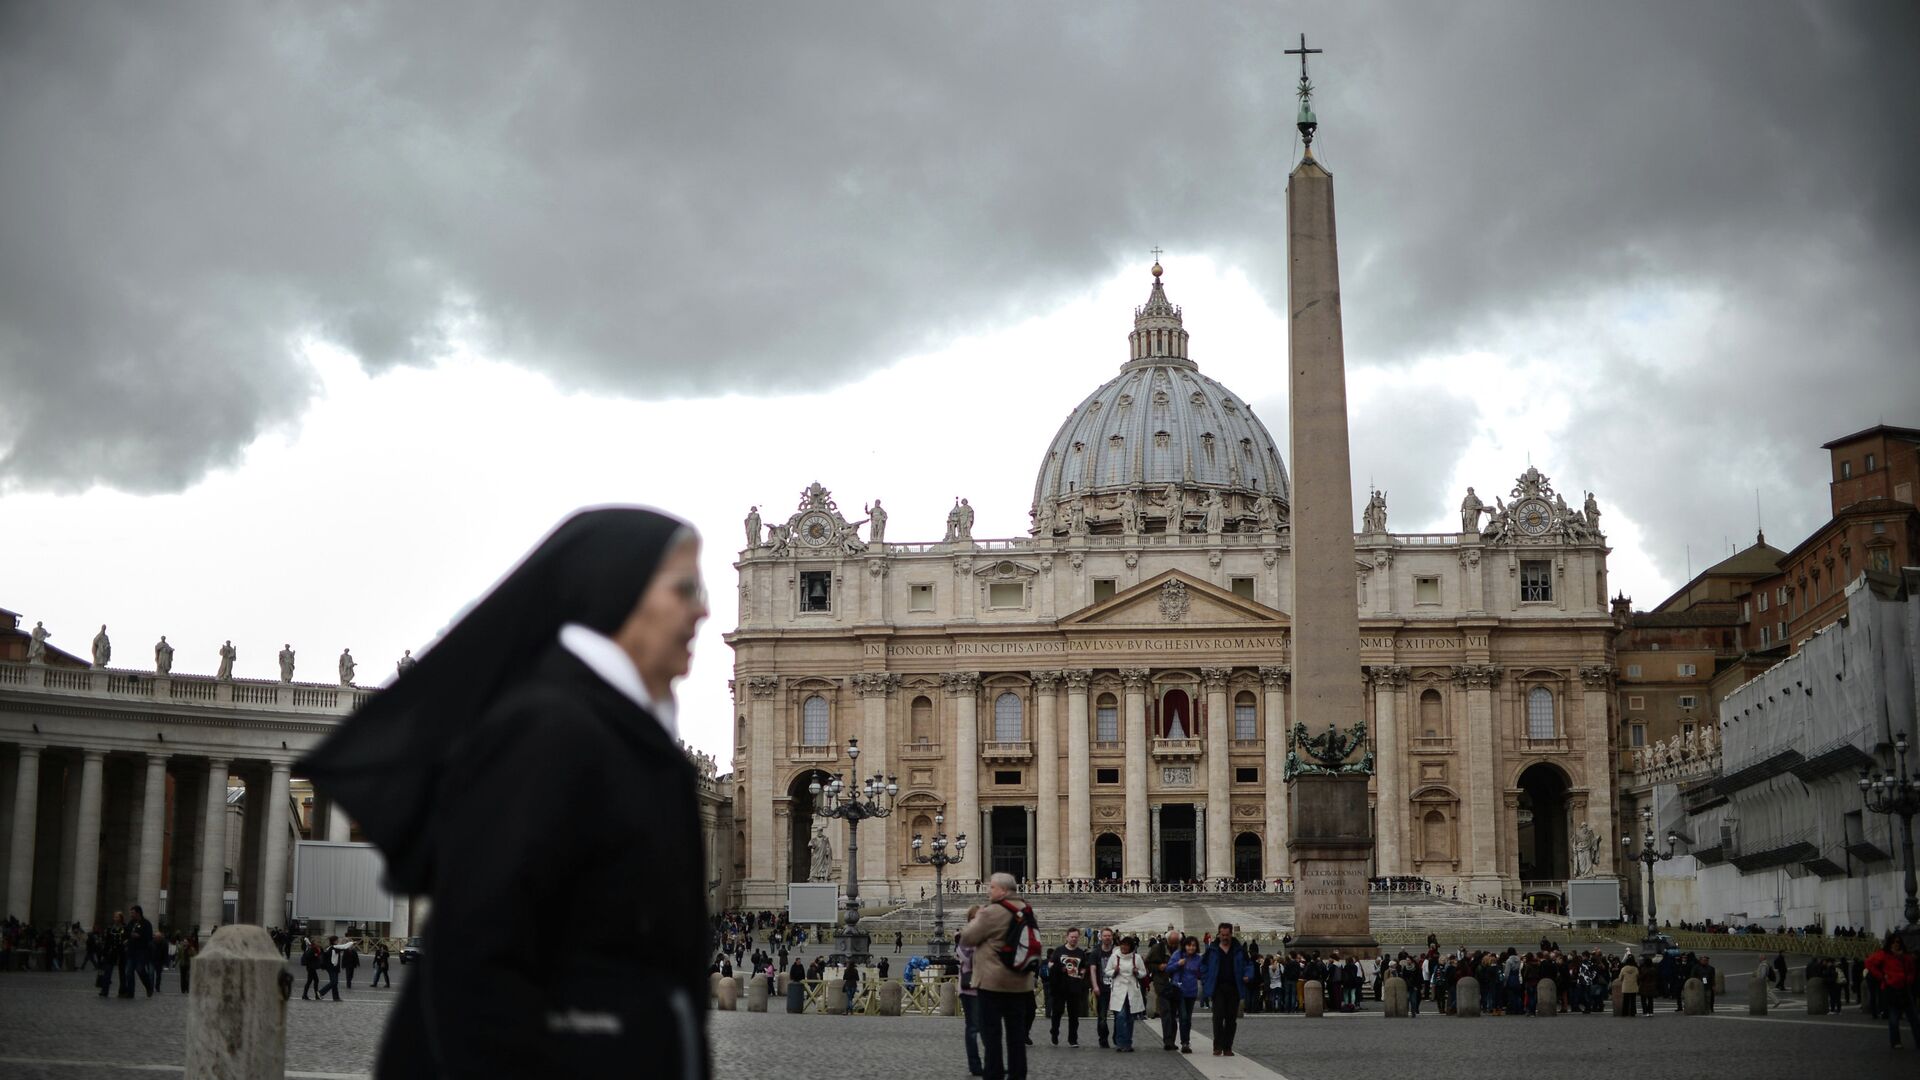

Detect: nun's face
[616,536,708,696]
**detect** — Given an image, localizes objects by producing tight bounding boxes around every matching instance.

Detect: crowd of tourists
[2,909,199,996]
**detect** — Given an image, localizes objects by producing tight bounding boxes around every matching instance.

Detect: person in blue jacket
[1196,923,1255,1057]
[1163,935,1203,1052]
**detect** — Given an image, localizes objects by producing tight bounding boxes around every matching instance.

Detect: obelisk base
[1287,774,1378,957]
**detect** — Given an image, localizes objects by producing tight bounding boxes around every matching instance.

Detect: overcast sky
[3,2,1915,763]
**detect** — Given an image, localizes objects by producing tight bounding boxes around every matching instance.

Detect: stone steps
[861,893,1566,941]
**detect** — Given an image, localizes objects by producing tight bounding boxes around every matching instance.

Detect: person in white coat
[1102,936,1148,1052]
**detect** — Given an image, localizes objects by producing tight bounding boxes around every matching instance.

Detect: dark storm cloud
[2,0,1915,558]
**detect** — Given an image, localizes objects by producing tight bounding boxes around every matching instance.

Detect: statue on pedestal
[278,645,296,683]
[1067,497,1088,536]
[27,622,48,662]
[1118,488,1141,536]
[745,506,763,548]
[1571,820,1602,879]
[865,500,887,545]
[957,498,975,540]
[1460,487,1485,533]
[216,641,236,681]
[1584,491,1602,534]
[338,648,357,687]
[808,826,835,882]
[396,649,417,676]
[1361,489,1388,533]
[1203,489,1225,534]
[91,625,111,668]
[154,636,173,675]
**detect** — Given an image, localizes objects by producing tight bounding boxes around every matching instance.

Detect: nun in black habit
[300,508,712,1079]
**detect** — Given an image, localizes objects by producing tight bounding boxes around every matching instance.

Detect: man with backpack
[959,873,1039,1080]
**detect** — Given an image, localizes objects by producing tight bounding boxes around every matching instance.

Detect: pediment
[1060,569,1288,627]
[973,558,1041,580]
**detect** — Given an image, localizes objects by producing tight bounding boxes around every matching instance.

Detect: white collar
[557,623,677,740]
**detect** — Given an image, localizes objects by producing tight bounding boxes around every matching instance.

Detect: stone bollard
[937,980,959,1016]
[1805,977,1827,1015]
[878,981,904,1016]
[1454,976,1481,1018]
[709,971,722,1004]
[1610,977,1623,1016]
[1383,976,1408,1017]
[1786,967,1806,993]
[747,975,769,1013]
[185,926,288,1080]
[786,981,806,1013]
[1303,979,1325,1017]
[1681,978,1707,1015]
[825,978,846,1015]
[1536,978,1558,1018]
[1714,969,1726,996]
[776,972,789,995]
[1748,962,1769,1015]
[716,976,740,1011]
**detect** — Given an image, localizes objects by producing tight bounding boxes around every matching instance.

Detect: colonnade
[1,740,297,933]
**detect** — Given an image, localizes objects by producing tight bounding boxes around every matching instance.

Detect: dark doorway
[990,806,1029,881]
[787,772,825,882]
[1159,803,1196,881]
[1094,834,1123,880]
[1233,833,1262,882]
[1516,763,1571,882]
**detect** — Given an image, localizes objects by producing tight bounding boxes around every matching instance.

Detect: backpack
[994,900,1043,976]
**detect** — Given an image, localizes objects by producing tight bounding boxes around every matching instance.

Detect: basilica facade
[727,270,1620,911]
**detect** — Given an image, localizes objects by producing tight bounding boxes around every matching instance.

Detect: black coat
[376,647,710,1079]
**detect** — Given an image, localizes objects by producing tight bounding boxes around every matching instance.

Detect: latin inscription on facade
[870,634,1292,658]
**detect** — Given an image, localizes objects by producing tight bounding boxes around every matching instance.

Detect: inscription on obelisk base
[1287,775,1378,955]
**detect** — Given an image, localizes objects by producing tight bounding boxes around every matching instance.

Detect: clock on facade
[799,511,835,547]
[1514,497,1553,537]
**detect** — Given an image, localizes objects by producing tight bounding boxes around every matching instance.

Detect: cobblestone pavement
[6,963,1911,1080]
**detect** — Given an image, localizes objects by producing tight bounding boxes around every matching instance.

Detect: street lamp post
[1858,730,1920,946]
[1622,807,1678,944]
[911,808,967,959]
[809,737,897,965]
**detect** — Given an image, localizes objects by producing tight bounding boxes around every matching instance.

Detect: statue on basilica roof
[91,624,110,668]
[154,636,173,675]
[28,621,48,662]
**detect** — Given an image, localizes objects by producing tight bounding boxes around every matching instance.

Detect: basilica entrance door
[1233,833,1262,882]
[1159,803,1196,882]
[989,806,1030,882]
[1094,834,1123,881]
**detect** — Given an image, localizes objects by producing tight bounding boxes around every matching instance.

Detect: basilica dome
[1030,267,1289,536]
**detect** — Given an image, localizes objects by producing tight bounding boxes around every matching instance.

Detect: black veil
[297,506,690,894]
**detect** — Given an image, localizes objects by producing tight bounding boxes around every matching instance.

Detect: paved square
[3,954,1915,1080]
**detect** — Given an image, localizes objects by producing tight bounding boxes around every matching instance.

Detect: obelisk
[1282,35,1377,955]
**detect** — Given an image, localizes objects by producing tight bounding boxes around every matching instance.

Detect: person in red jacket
[1864,932,1919,1049]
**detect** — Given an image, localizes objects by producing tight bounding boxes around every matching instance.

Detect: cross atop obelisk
[1283,33,1322,151]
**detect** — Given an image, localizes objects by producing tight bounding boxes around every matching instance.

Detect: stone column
[1121,668,1151,880]
[1195,803,1207,880]
[855,673,897,888]
[1202,667,1232,881]
[1023,805,1036,883]
[1064,671,1092,880]
[1455,665,1501,891]
[136,753,168,914]
[199,758,230,929]
[1260,668,1290,879]
[325,797,351,843]
[6,744,41,922]
[1032,671,1062,882]
[947,672,981,879]
[1371,666,1409,876]
[1150,803,1163,882]
[747,676,779,884]
[68,749,105,931]
[1579,665,1617,876]
[259,762,292,930]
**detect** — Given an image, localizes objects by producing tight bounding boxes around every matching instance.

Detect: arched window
[1094,834,1123,880]
[737,714,747,742]
[910,695,933,745]
[912,814,933,840]
[1419,688,1443,738]
[1095,693,1119,743]
[1423,810,1451,860]
[1233,691,1258,741]
[1527,687,1556,740]
[994,692,1024,741]
[801,695,829,745]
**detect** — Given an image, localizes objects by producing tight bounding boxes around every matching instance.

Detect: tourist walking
[299,508,713,1077]
[956,908,985,1077]
[1864,932,1919,1049]
[1102,936,1147,1052]
[1046,927,1093,1045]
[123,905,155,998]
[320,936,343,1001]
[342,941,360,989]
[1146,930,1184,1051]
[1092,927,1116,1048]
[301,940,323,1000]
[178,935,195,995]
[958,873,1039,1080]
[1165,935,1201,1051]
[372,941,392,988]
[1197,922,1253,1056]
